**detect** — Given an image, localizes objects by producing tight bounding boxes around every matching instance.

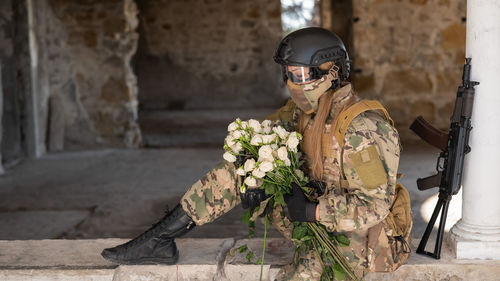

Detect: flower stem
[308,223,360,281]
[259,215,268,281]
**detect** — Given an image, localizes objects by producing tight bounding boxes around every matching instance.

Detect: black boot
[101,204,195,265]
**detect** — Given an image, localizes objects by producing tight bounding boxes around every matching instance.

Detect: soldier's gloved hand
[284,183,318,222]
[240,188,271,217]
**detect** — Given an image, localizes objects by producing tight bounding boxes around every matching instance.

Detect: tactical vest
[329,99,412,270]
[268,96,412,270]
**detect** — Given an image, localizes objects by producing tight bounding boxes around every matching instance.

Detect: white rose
[248,119,262,133]
[252,168,266,178]
[258,145,273,160]
[294,169,305,180]
[273,126,289,140]
[236,167,246,176]
[271,143,278,151]
[286,133,300,151]
[240,121,248,129]
[262,133,277,144]
[262,120,272,134]
[250,134,263,146]
[262,120,272,127]
[232,130,242,139]
[244,159,256,172]
[223,152,237,163]
[259,161,273,172]
[277,146,289,161]
[225,135,235,147]
[284,158,291,166]
[245,176,257,187]
[228,121,238,132]
[231,142,243,153]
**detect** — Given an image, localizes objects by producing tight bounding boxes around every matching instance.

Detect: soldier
[101,27,412,280]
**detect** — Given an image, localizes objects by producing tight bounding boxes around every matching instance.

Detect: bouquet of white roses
[223,118,359,281]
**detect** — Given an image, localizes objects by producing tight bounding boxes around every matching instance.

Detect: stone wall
[0,0,14,169]
[351,0,466,143]
[135,0,284,111]
[0,0,30,165]
[41,0,141,149]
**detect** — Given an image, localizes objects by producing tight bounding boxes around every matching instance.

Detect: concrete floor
[0,143,452,243]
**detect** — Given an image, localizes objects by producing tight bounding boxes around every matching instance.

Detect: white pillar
[450,0,500,259]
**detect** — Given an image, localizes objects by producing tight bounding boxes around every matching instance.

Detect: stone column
[450,0,500,259]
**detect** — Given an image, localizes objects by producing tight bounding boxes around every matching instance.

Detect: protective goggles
[284,65,328,84]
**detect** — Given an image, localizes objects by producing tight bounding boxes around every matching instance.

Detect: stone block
[0,269,113,281]
[177,265,217,281]
[113,265,178,281]
[381,69,433,95]
[103,18,126,37]
[435,70,461,97]
[383,99,411,126]
[353,74,375,94]
[410,0,427,5]
[441,23,466,49]
[83,31,97,48]
[225,264,270,281]
[48,95,65,151]
[101,78,130,103]
[410,100,436,123]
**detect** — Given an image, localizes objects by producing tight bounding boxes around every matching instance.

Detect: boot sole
[102,250,179,265]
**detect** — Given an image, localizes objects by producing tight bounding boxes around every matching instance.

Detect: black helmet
[274,27,350,81]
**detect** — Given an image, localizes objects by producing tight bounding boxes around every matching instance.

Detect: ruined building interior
[0,0,465,240]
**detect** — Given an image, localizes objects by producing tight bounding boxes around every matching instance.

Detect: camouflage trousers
[180,161,326,281]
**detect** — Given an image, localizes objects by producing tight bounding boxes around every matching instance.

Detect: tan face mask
[287,66,340,114]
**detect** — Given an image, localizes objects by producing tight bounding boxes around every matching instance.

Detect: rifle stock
[410,116,448,151]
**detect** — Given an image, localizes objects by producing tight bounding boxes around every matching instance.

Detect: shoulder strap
[328,100,393,188]
[333,100,394,148]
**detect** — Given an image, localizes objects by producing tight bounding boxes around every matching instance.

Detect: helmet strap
[300,65,340,112]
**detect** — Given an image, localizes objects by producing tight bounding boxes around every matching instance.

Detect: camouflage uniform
[181,83,406,280]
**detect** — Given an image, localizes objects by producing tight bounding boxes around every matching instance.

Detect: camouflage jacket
[267,83,408,274]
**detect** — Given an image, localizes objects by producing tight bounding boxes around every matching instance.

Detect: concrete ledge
[1,238,500,280]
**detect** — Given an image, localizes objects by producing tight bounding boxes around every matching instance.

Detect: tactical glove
[308,180,326,196]
[284,183,318,222]
[240,188,271,217]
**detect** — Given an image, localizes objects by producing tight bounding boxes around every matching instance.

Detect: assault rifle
[410,58,479,259]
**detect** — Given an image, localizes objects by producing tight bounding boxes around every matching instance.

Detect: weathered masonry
[1,0,465,168]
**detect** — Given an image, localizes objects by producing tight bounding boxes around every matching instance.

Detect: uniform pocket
[348,145,388,190]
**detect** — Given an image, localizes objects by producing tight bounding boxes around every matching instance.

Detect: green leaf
[265,183,276,195]
[335,234,350,247]
[300,235,312,242]
[242,210,251,224]
[333,262,346,281]
[292,225,308,240]
[245,251,255,262]
[248,220,255,238]
[274,192,285,206]
[238,244,248,253]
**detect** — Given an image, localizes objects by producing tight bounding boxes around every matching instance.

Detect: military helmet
[274,27,350,82]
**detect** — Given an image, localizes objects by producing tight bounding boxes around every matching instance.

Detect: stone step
[1,238,500,281]
[138,108,276,147]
